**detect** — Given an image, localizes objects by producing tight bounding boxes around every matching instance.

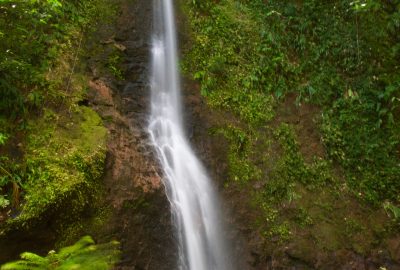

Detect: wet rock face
[87,0,177,269]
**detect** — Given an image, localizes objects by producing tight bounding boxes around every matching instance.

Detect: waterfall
[148,0,230,269]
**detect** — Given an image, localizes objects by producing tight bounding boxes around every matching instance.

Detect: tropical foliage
[183,0,400,206]
[0,0,113,225]
[1,236,120,270]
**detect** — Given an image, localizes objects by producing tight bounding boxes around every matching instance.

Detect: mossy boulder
[1,106,107,232]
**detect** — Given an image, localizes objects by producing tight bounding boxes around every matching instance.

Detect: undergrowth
[5,106,107,230]
[0,0,116,229]
[1,236,120,270]
[182,0,400,207]
[181,0,400,247]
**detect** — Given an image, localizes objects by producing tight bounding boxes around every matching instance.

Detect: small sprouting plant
[384,202,400,222]
[0,195,10,209]
[0,133,8,145]
[107,53,124,80]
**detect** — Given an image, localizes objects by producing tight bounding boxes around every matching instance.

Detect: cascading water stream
[148,0,230,269]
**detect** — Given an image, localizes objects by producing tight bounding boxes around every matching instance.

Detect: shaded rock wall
[86,0,178,269]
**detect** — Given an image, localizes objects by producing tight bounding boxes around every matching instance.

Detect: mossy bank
[0,0,115,262]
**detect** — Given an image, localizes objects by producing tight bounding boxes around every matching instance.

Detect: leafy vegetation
[265,124,333,199]
[1,236,120,270]
[4,106,107,229]
[182,0,400,207]
[0,0,108,118]
[182,0,277,127]
[0,0,114,227]
[181,0,400,256]
[0,0,398,266]
[107,50,124,80]
[211,125,261,184]
[0,0,121,266]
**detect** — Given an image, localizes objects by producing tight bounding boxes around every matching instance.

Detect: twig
[0,165,13,178]
[356,13,361,65]
[66,32,84,94]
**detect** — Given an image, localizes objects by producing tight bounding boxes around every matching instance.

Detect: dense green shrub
[0,0,113,226]
[0,0,113,118]
[183,0,400,205]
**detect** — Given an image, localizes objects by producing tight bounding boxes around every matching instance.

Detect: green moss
[293,208,314,228]
[122,196,151,211]
[262,124,335,203]
[5,106,107,230]
[313,222,342,251]
[266,221,292,242]
[211,125,261,184]
[258,202,293,243]
[321,104,400,204]
[56,206,112,249]
[344,217,365,238]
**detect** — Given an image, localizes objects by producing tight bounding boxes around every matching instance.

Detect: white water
[148,1,230,269]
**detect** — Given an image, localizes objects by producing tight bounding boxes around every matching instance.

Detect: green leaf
[0,195,9,209]
[1,236,120,270]
[0,133,8,145]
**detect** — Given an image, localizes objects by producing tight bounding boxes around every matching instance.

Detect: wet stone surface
[87,0,178,269]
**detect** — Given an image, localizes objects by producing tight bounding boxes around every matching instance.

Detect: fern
[1,236,120,270]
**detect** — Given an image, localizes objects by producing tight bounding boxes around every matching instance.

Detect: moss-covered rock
[3,106,107,232]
